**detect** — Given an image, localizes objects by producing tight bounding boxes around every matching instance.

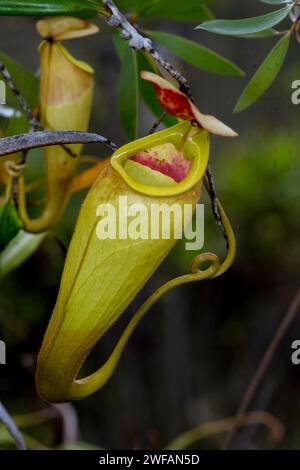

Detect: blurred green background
[1,0,300,450]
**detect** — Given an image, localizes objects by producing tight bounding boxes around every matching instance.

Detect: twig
[147,111,168,135]
[0,402,26,450]
[205,163,229,246]
[0,131,118,156]
[222,287,300,449]
[52,404,78,444]
[101,0,227,243]
[0,61,41,133]
[290,13,300,34]
[103,0,192,98]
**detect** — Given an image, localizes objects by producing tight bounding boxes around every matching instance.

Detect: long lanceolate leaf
[114,34,139,141]
[234,33,291,113]
[115,0,213,21]
[147,31,244,77]
[138,0,213,21]
[197,5,292,36]
[0,203,23,252]
[119,50,139,140]
[0,0,101,18]
[0,231,46,279]
[260,0,293,4]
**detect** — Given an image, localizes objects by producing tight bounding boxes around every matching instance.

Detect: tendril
[4,160,27,179]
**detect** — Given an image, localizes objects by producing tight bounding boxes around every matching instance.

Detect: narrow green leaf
[114,35,139,140]
[0,203,23,251]
[139,0,213,21]
[147,30,244,77]
[115,0,213,21]
[0,231,46,279]
[0,52,39,110]
[260,0,293,4]
[197,5,292,36]
[112,31,128,60]
[137,52,176,127]
[234,33,291,113]
[0,0,101,18]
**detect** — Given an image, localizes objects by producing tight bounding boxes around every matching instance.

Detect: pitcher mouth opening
[129,142,192,184]
[111,121,210,197]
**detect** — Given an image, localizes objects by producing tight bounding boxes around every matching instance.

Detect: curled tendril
[165,411,284,450]
[4,161,27,179]
[55,183,236,401]
[191,253,220,275]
